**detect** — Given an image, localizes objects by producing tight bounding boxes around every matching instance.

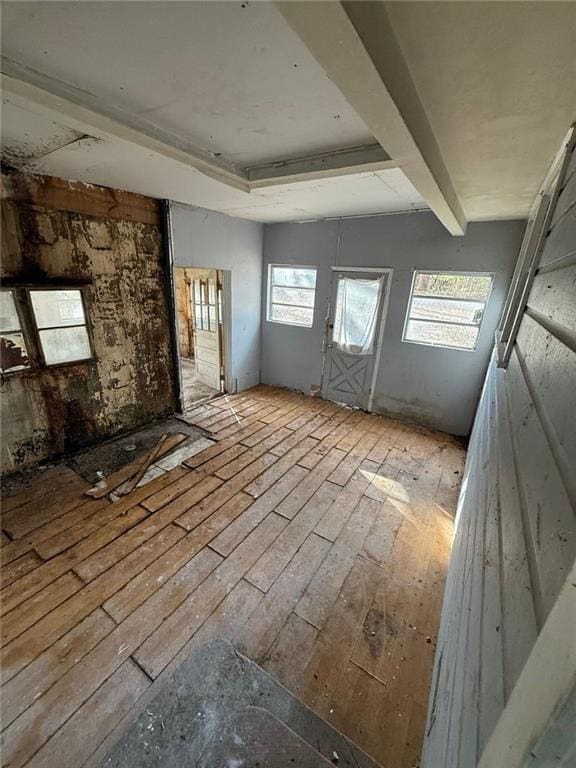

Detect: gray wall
[171,202,263,392]
[261,212,524,435]
[422,143,576,767]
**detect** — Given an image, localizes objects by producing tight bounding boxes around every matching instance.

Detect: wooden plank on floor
[182,435,256,470]
[209,465,309,557]
[1,465,82,515]
[0,498,109,567]
[140,468,220,513]
[214,427,292,480]
[104,492,253,622]
[0,505,150,617]
[246,482,338,592]
[0,521,187,685]
[235,532,331,661]
[243,438,317,499]
[133,512,288,679]
[1,608,116,729]
[0,387,465,768]
[361,499,404,568]
[1,466,189,569]
[298,413,362,470]
[261,612,319,696]
[25,659,150,768]
[314,460,380,542]
[2,475,90,539]
[298,554,383,711]
[274,448,345,520]
[350,573,437,705]
[186,579,264,651]
[82,580,265,768]
[1,572,84,647]
[1,483,251,681]
[268,407,338,458]
[297,497,381,629]
[327,430,380,486]
[175,453,280,531]
[0,549,220,768]
[1,550,43,587]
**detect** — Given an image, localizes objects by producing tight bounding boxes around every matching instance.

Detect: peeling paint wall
[1,173,176,474]
[175,268,192,359]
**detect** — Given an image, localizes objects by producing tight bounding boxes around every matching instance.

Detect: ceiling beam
[1,59,250,192]
[276,1,467,235]
[247,143,397,187]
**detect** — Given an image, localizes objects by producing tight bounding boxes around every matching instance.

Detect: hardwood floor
[0,386,465,768]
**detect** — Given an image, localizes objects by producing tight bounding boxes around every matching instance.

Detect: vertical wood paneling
[422,139,576,768]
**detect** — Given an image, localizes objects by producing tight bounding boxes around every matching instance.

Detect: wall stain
[1,172,176,474]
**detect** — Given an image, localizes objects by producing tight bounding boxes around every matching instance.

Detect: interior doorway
[174,267,226,410]
[321,268,391,411]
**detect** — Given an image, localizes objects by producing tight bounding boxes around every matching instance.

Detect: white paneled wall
[422,138,576,767]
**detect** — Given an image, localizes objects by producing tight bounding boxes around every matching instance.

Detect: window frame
[0,289,32,373]
[0,284,95,374]
[402,269,495,353]
[266,263,318,329]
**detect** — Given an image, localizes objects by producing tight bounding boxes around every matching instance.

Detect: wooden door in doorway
[321,270,389,410]
[190,270,223,391]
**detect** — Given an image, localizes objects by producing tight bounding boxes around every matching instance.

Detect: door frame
[325,266,394,412]
[172,265,232,412]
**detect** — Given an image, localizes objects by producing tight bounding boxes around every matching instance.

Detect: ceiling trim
[276,1,467,235]
[0,61,251,192]
[247,143,397,187]
[2,63,401,195]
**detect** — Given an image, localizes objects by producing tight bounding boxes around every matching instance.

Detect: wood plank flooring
[0,386,465,768]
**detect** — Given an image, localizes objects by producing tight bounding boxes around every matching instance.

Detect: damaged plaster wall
[1,173,176,474]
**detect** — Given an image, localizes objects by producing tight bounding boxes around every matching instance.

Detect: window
[192,277,218,331]
[30,289,92,365]
[403,271,493,351]
[0,291,30,373]
[267,265,317,327]
[0,287,93,372]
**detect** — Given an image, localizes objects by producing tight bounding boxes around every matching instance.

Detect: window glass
[30,288,92,365]
[38,326,92,366]
[269,303,314,327]
[403,272,493,351]
[0,290,21,331]
[0,291,30,372]
[267,265,317,327]
[271,267,316,289]
[271,286,315,308]
[30,290,85,328]
[405,320,478,350]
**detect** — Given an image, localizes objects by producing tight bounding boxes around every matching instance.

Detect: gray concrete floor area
[180,357,220,410]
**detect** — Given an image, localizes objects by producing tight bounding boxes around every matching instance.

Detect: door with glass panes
[322,270,389,409]
[190,270,222,390]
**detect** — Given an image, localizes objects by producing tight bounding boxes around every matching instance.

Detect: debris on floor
[84,432,214,501]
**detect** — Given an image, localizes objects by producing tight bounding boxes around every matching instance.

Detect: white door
[321,270,389,409]
[191,271,222,390]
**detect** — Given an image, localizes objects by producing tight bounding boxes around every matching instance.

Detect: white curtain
[332,276,383,355]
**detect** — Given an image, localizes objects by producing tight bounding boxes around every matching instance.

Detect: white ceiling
[1,0,373,166]
[12,115,425,223]
[387,1,576,221]
[1,1,575,227]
